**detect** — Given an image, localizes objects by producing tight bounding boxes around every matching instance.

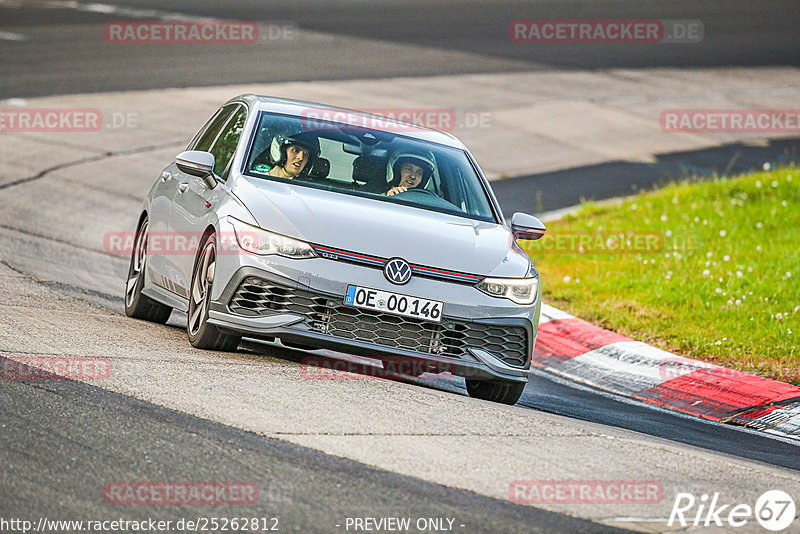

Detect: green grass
[520,165,800,384]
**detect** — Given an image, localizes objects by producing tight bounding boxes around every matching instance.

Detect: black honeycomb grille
[228,277,528,367]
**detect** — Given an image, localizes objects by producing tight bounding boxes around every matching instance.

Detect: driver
[252,132,320,179]
[385,151,435,196]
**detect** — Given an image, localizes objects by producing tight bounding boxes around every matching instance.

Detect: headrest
[352,156,386,184]
[307,157,330,180]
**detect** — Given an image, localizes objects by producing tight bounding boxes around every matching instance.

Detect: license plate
[344,285,443,323]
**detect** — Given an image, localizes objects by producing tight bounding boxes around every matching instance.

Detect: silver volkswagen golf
[125,95,546,405]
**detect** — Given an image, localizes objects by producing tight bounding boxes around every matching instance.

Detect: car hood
[233,177,531,278]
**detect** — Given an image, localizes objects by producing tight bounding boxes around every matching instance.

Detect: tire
[187,232,241,351]
[465,377,526,405]
[124,217,172,324]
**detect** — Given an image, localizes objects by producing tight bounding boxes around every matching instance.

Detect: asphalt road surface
[0,362,629,534]
[1,0,799,98]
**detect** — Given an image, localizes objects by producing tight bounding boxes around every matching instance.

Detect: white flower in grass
[756,222,763,229]
[756,245,762,252]
[630,203,638,211]
[755,180,762,188]
[782,200,788,207]
[787,272,792,278]
[702,269,710,276]
[723,255,730,262]
[776,313,783,320]
[706,251,713,258]
[736,271,742,278]
[665,229,672,237]
[715,287,723,294]
[771,180,779,188]
[789,329,793,335]
[719,230,727,237]
[747,267,753,273]
[727,299,733,305]
[735,299,742,305]
[672,196,679,205]
[703,220,708,226]
[562,275,571,283]
[660,214,668,222]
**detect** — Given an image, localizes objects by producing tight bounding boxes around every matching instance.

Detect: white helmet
[387,150,436,189]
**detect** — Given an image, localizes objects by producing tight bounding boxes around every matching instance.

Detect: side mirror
[175,151,218,189]
[511,212,546,241]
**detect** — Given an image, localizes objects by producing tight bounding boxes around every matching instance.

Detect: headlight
[229,217,316,259]
[475,276,539,305]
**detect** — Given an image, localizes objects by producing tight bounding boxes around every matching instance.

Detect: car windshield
[243,111,497,222]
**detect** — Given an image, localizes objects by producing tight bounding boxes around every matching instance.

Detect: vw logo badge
[384,257,412,285]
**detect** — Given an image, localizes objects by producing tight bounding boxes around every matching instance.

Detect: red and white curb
[534,304,800,439]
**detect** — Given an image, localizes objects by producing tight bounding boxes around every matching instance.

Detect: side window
[209,106,247,179]
[190,104,237,152]
[318,137,357,182]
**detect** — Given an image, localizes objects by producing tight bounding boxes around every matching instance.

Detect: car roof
[226,94,467,149]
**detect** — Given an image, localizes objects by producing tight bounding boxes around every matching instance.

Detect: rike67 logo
[669,490,796,531]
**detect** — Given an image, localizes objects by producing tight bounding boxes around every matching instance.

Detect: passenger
[252,132,320,179]
[385,152,436,196]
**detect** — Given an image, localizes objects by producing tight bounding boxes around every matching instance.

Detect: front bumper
[208,266,537,382]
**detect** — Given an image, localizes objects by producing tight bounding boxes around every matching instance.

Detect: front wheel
[124,217,172,323]
[187,233,241,351]
[465,377,526,405]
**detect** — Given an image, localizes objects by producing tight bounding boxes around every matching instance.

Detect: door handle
[178,182,189,193]
[161,171,172,182]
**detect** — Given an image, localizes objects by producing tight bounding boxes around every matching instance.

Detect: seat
[352,156,388,193]
[307,157,330,180]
